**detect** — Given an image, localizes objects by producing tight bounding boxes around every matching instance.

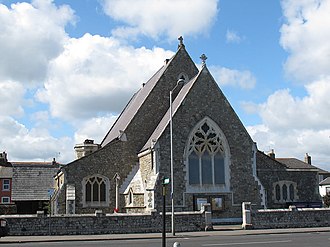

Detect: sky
[0,0,330,170]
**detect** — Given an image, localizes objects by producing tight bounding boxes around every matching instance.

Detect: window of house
[82,175,109,207]
[187,120,226,186]
[1,197,10,204]
[273,181,297,203]
[2,179,10,191]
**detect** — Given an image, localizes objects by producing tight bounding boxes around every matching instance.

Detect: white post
[170,89,175,236]
[114,173,120,213]
[116,179,119,211]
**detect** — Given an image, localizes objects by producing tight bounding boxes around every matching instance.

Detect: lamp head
[177,78,185,85]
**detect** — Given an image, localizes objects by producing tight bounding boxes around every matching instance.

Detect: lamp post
[170,78,184,236]
[162,177,170,247]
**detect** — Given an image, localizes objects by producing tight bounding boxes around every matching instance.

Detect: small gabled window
[128,189,133,206]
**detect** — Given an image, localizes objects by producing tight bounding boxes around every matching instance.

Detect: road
[1,231,330,246]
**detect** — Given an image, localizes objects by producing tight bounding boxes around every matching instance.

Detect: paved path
[1,225,330,244]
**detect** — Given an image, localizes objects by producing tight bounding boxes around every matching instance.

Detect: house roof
[320,177,330,185]
[276,158,319,170]
[11,162,60,201]
[100,57,173,147]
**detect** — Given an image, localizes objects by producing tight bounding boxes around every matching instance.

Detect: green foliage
[322,194,330,207]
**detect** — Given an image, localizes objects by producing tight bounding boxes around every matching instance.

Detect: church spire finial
[178,36,184,49]
[200,54,207,67]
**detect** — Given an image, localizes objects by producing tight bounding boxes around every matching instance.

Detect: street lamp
[170,78,185,236]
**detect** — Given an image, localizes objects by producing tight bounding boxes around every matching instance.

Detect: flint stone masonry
[154,67,261,218]
[248,207,330,229]
[4,211,205,236]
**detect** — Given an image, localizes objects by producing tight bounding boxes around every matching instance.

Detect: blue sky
[1,0,330,170]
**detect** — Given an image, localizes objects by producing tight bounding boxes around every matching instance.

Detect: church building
[53,38,321,221]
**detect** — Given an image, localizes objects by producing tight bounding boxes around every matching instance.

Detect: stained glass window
[187,119,226,186]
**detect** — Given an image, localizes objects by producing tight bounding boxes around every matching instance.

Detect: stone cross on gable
[178,36,184,48]
[200,54,207,66]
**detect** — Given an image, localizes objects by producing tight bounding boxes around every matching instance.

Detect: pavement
[1,225,330,244]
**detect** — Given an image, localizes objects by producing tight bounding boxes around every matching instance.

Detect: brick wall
[4,211,205,236]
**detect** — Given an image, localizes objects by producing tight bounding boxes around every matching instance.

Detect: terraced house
[52,39,322,222]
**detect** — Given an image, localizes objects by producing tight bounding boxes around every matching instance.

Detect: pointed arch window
[128,188,134,206]
[273,181,297,203]
[187,119,226,186]
[83,175,109,207]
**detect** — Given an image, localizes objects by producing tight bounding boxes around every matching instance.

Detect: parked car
[0,218,9,238]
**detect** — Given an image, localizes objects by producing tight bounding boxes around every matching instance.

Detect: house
[53,38,323,222]
[0,152,14,214]
[10,159,60,214]
[319,177,330,198]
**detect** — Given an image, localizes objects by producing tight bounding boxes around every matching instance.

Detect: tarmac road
[1,231,330,246]
[1,226,330,246]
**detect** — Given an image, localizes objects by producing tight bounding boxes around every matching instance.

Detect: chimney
[0,152,8,162]
[52,158,57,166]
[268,149,275,159]
[74,139,99,159]
[305,153,311,165]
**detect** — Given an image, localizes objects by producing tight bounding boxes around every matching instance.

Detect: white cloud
[74,114,118,144]
[210,66,256,89]
[280,0,330,83]
[0,80,25,117]
[247,0,330,170]
[226,30,242,43]
[0,0,75,85]
[101,0,219,40]
[248,124,330,169]
[0,116,75,163]
[248,78,330,170]
[37,33,175,121]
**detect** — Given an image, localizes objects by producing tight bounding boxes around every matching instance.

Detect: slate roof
[140,69,200,152]
[101,59,172,147]
[276,158,319,170]
[320,177,330,185]
[11,162,60,201]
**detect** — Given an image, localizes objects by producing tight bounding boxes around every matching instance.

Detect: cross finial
[200,54,207,66]
[178,36,184,49]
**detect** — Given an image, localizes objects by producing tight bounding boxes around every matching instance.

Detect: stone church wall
[154,68,261,218]
[256,152,320,208]
[5,211,205,236]
[247,207,330,229]
[58,47,199,214]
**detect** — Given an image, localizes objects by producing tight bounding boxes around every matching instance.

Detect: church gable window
[127,188,134,206]
[82,175,109,207]
[186,117,230,191]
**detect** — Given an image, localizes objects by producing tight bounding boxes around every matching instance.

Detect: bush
[322,194,330,207]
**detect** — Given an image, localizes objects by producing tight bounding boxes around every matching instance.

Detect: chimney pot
[305,153,311,164]
[268,149,275,159]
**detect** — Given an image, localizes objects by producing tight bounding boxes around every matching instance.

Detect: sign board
[48,188,55,198]
[66,185,75,200]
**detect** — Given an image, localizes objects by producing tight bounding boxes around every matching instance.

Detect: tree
[322,194,330,207]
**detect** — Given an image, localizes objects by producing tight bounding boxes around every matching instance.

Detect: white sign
[66,185,75,200]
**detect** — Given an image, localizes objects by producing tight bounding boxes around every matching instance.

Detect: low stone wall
[3,211,205,236]
[249,207,330,229]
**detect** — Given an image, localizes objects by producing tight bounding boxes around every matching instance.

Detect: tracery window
[187,119,226,186]
[83,175,109,207]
